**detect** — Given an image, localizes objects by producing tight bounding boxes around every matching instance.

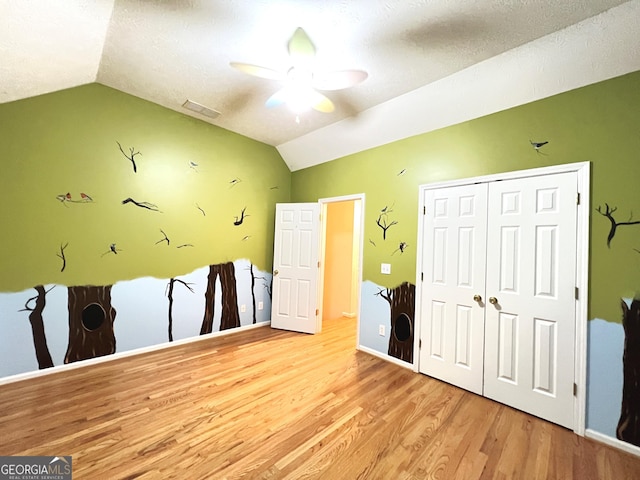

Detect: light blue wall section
[359,281,392,354]
[586,317,624,437]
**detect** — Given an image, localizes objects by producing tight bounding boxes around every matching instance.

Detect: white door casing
[418,183,488,395]
[483,172,577,429]
[271,203,321,334]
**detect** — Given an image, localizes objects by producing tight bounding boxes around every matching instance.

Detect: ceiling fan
[230,27,368,114]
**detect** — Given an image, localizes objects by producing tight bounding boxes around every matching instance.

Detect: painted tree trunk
[64,285,116,364]
[200,262,241,335]
[617,298,640,446]
[167,279,176,342]
[250,263,257,324]
[388,282,415,363]
[28,285,54,369]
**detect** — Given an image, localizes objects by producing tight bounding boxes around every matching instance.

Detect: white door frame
[414,161,590,435]
[319,193,365,348]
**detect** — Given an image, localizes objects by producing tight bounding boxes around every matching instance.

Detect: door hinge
[315,308,319,316]
[575,287,579,300]
[421,272,424,282]
[419,338,422,349]
[573,383,578,396]
[318,261,321,268]
[576,192,581,205]
[423,206,426,215]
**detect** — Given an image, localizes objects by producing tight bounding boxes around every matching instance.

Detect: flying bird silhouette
[530,140,549,153]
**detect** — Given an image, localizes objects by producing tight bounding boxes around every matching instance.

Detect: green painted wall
[0,83,290,292]
[292,70,640,324]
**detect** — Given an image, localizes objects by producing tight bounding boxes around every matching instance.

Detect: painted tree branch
[56,242,69,272]
[117,141,141,173]
[596,203,640,247]
[234,207,249,226]
[375,287,392,305]
[156,229,170,246]
[376,214,398,241]
[122,197,161,212]
[255,275,272,299]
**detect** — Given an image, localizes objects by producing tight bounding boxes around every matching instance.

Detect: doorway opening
[318,194,364,341]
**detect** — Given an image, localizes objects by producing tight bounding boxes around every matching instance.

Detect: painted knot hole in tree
[393,313,412,342]
[82,303,106,331]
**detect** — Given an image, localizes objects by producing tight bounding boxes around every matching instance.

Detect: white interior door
[271,203,321,334]
[418,183,488,395]
[483,172,577,429]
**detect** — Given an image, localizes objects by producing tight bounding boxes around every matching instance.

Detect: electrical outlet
[240,304,246,313]
[379,325,385,336]
[258,301,264,310]
[381,263,391,274]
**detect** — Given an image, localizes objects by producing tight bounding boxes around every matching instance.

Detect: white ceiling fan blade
[307,90,335,113]
[313,70,368,91]
[265,88,288,109]
[230,62,286,81]
[288,27,315,65]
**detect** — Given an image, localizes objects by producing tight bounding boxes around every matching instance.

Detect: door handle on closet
[473,294,482,302]
[489,296,498,305]
[273,269,279,276]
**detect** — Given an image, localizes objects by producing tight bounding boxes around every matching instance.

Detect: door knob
[273,269,279,276]
[489,296,498,305]
[473,294,482,302]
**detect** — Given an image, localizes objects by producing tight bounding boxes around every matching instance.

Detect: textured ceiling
[0,0,632,153]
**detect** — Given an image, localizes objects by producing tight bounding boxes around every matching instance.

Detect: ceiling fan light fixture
[283,86,316,114]
[230,27,364,115]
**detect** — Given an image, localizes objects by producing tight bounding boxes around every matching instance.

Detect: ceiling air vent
[182,99,221,119]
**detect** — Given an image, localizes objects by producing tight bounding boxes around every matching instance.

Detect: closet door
[483,172,577,429]
[418,183,488,395]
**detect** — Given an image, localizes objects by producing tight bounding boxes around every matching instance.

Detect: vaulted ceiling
[2,1,638,170]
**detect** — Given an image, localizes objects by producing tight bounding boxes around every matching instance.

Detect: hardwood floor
[1,317,639,479]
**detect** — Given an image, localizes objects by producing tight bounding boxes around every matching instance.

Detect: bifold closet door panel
[483,172,577,429]
[419,183,488,395]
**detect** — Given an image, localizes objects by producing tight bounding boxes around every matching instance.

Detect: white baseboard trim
[585,429,640,457]
[357,345,414,370]
[0,321,271,387]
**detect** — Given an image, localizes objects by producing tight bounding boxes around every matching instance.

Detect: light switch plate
[381,263,391,274]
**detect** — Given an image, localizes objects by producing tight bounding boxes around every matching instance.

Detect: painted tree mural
[200,262,241,334]
[20,285,54,369]
[64,285,117,363]
[617,298,640,447]
[377,282,415,363]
